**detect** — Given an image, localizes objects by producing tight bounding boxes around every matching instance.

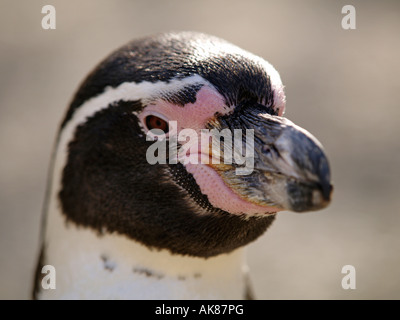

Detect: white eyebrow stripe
[60,74,210,144]
[47,75,213,243]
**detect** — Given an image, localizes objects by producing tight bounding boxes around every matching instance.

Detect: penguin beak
[210,106,333,212]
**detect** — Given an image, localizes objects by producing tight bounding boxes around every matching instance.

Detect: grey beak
[216,104,333,213]
[264,114,332,211]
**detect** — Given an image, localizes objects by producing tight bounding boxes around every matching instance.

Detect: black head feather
[58,32,277,257]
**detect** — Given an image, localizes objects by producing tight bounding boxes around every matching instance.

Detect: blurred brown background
[1,0,399,299]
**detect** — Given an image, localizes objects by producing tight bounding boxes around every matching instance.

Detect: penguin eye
[145,115,169,133]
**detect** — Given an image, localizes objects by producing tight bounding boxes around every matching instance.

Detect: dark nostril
[262,146,271,154]
[262,144,280,157]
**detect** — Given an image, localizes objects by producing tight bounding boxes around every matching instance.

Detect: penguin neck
[42,202,248,299]
[39,137,249,299]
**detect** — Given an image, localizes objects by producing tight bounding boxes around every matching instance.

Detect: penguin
[33,31,332,300]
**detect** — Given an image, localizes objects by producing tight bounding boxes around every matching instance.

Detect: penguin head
[59,32,332,257]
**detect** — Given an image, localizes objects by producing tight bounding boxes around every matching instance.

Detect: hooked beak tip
[311,183,333,210]
[285,171,333,213]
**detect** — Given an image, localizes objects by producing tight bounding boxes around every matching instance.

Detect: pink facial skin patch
[185,163,280,215]
[139,85,231,132]
[139,84,284,216]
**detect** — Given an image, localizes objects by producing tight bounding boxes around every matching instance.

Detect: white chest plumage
[36,31,332,300]
[37,80,248,299]
[36,74,250,299]
[40,205,247,300]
